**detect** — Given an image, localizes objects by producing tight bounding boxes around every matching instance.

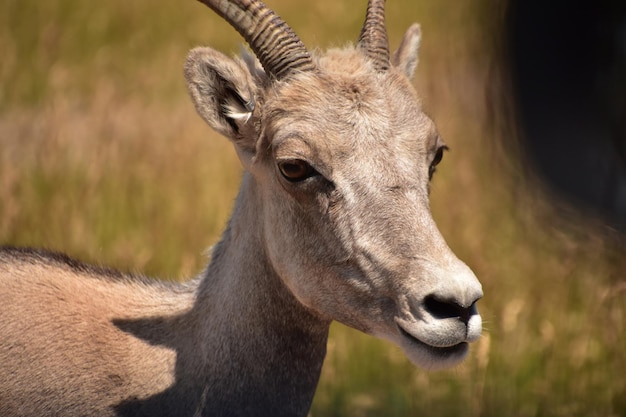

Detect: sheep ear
[184,47,257,153]
[392,24,421,79]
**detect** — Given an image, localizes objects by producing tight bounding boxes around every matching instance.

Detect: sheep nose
[425,258,483,321]
[424,294,480,325]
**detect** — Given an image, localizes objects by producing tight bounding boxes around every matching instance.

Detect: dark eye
[278,159,318,182]
[429,146,447,180]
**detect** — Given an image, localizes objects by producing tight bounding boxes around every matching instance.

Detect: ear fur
[184,47,257,151]
[392,23,421,79]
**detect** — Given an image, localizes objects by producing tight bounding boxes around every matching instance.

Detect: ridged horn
[358,0,390,72]
[197,0,315,80]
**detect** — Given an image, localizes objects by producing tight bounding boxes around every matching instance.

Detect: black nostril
[424,295,476,323]
[424,295,461,319]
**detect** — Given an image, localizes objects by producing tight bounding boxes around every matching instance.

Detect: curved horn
[358,0,390,72]
[197,0,315,80]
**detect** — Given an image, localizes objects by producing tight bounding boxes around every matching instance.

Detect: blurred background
[1,0,624,415]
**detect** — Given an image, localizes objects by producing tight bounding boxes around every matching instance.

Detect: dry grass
[1,0,625,416]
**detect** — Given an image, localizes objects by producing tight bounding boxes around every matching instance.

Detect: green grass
[1,0,625,416]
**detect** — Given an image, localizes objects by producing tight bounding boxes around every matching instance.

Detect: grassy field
[1,0,625,416]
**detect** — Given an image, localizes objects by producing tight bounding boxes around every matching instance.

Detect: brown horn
[197,0,315,80]
[358,0,390,72]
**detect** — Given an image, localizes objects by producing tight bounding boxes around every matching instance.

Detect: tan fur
[0,2,483,416]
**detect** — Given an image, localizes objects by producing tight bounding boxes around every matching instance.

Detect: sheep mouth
[398,325,468,359]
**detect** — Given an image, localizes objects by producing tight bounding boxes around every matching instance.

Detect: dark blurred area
[505,0,626,232]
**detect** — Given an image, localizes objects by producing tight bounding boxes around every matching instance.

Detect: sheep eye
[429,146,447,180]
[278,159,317,182]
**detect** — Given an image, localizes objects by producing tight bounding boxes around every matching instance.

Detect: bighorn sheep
[0,0,483,416]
